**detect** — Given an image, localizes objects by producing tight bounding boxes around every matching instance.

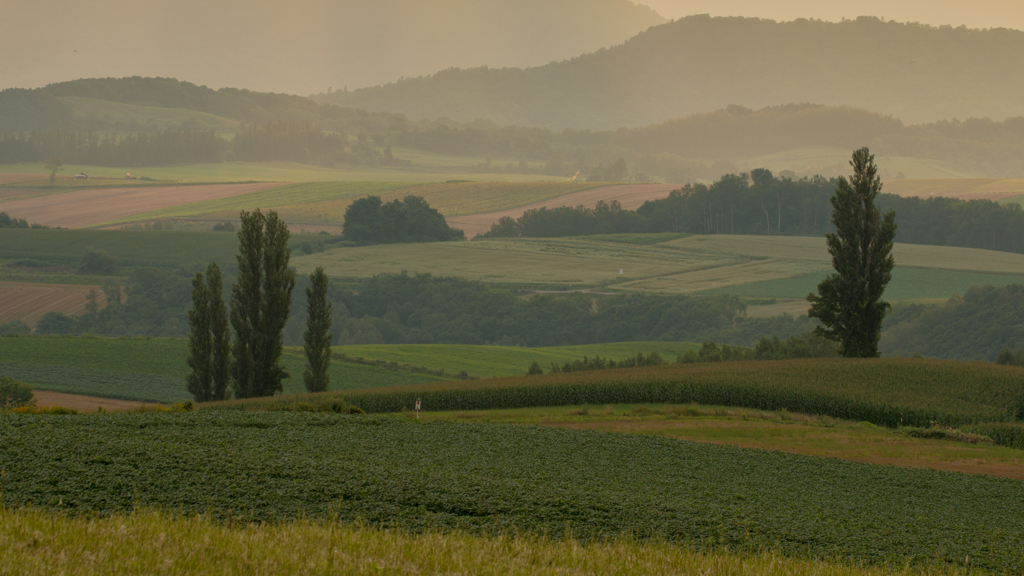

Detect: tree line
[482,169,1024,255]
[342,195,464,245]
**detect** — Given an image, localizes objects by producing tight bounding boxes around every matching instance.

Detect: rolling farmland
[297,234,1024,301]
[1,412,1021,572]
[885,178,1024,201]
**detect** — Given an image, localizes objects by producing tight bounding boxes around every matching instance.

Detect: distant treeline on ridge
[484,169,1024,255]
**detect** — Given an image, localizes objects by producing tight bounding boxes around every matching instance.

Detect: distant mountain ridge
[0,0,664,96]
[312,15,1024,130]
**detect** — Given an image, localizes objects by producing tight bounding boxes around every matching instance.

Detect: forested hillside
[315,16,1024,129]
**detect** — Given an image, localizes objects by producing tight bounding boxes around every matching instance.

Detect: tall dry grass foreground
[0,508,969,576]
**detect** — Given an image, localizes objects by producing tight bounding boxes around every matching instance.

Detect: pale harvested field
[32,390,151,412]
[0,182,285,228]
[0,281,106,326]
[446,183,678,238]
[0,173,44,185]
[884,178,1024,201]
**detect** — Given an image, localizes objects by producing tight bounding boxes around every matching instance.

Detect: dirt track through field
[0,182,285,228]
[0,281,106,327]
[32,391,153,412]
[446,183,679,238]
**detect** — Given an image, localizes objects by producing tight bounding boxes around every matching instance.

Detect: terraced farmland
[1,412,1021,572]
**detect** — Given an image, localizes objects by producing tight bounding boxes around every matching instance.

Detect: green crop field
[332,341,702,378]
[219,358,1024,431]
[0,335,448,403]
[296,235,1024,301]
[1,411,1021,572]
[112,181,606,227]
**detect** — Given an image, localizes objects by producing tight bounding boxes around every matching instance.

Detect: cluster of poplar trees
[186,209,333,402]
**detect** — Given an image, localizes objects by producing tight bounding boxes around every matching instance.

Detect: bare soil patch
[0,281,106,327]
[32,391,152,412]
[0,182,285,228]
[446,183,678,238]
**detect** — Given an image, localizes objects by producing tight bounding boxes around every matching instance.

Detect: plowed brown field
[0,182,285,228]
[445,183,679,237]
[884,178,1024,201]
[32,391,153,412]
[0,281,106,326]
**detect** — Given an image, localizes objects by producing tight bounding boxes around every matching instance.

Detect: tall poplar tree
[303,266,333,393]
[186,272,213,402]
[230,209,296,398]
[206,262,231,401]
[807,147,897,357]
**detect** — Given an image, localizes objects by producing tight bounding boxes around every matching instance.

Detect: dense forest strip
[483,171,1024,255]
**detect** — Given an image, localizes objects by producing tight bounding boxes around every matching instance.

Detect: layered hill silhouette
[0,0,663,96]
[313,15,1024,130]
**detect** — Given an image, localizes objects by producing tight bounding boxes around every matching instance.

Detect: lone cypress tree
[303,267,333,393]
[230,209,296,398]
[186,272,213,402]
[206,262,231,401]
[807,147,897,357]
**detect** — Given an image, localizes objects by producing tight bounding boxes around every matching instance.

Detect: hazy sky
[641,0,1024,30]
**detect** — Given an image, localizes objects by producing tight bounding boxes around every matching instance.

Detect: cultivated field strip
[0,182,286,228]
[0,281,105,326]
[885,178,1024,201]
[216,358,1024,430]
[1,412,1021,572]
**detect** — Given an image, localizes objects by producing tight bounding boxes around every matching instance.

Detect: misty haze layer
[0,0,663,95]
[315,16,1024,129]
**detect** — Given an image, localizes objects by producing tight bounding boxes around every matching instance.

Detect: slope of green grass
[332,342,702,378]
[58,96,241,133]
[1,412,1021,572]
[0,335,448,403]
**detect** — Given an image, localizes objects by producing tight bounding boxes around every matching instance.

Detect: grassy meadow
[2,411,1022,572]
[0,508,971,576]
[58,96,241,134]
